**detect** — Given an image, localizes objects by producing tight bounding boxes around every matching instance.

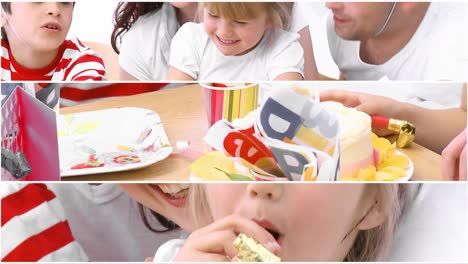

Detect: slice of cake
[322,102,375,178]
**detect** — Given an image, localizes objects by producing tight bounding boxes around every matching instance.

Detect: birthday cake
[322,102,375,178]
[191,88,411,181]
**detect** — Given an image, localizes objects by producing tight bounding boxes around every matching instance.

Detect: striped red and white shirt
[1,184,88,262]
[1,38,106,81]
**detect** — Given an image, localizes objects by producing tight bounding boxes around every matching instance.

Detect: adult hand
[320,90,404,136]
[174,215,280,262]
[442,128,467,181]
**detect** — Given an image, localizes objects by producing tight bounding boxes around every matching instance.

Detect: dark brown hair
[138,203,179,232]
[1,3,12,42]
[110,2,163,54]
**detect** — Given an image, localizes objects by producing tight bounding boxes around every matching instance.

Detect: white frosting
[322,102,374,176]
[322,102,371,146]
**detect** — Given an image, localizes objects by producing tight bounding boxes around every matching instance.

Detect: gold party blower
[233,234,281,262]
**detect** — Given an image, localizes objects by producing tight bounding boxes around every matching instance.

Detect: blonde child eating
[154,183,409,261]
[1,2,105,81]
[167,2,304,81]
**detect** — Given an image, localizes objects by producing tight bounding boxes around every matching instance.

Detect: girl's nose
[326,2,343,10]
[247,184,283,201]
[45,3,61,16]
[217,19,234,37]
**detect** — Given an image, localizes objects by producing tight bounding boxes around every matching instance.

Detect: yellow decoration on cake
[343,133,411,181]
[380,166,406,178]
[190,151,261,181]
[356,166,376,181]
[372,135,394,164]
[378,154,410,170]
[375,171,399,181]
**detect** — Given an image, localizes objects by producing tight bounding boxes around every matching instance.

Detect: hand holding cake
[320,90,404,137]
[320,87,467,155]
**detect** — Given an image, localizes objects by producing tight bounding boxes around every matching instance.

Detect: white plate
[395,150,414,181]
[58,107,173,177]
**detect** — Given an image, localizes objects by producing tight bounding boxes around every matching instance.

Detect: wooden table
[60,84,442,181]
[61,84,210,181]
[387,135,442,181]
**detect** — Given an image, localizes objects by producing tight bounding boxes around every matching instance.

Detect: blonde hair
[345,184,411,261]
[189,183,411,262]
[189,184,212,228]
[198,2,292,31]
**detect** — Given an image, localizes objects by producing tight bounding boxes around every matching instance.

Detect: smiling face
[203,3,270,56]
[204,183,380,261]
[326,2,395,40]
[118,184,193,231]
[1,2,73,51]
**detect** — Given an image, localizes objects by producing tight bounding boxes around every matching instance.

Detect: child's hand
[442,128,467,181]
[174,215,280,262]
[320,90,403,136]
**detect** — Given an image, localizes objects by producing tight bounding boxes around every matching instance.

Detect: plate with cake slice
[58,107,173,177]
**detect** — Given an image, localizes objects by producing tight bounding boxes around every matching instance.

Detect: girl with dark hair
[110,2,198,80]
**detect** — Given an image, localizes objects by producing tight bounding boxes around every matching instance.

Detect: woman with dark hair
[48,183,191,261]
[111,2,198,80]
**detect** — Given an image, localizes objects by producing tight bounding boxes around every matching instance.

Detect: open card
[1,85,60,181]
[201,89,341,181]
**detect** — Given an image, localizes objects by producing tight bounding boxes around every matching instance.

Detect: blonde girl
[167,2,305,81]
[155,183,409,261]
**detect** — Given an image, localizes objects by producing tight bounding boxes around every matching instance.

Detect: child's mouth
[42,22,62,32]
[254,220,283,245]
[266,228,281,241]
[150,184,189,208]
[216,36,239,45]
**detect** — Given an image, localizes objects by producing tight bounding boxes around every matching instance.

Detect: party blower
[233,233,281,262]
[371,115,416,148]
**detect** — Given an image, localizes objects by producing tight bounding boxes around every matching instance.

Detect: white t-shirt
[48,184,185,262]
[169,22,304,81]
[153,238,185,262]
[119,3,178,80]
[327,2,468,81]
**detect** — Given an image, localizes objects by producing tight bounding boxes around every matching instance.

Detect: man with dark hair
[326,2,468,80]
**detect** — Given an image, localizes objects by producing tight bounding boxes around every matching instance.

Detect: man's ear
[397,2,426,13]
[357,201,387,230]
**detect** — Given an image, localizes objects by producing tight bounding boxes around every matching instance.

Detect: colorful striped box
[200,83,259,126]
